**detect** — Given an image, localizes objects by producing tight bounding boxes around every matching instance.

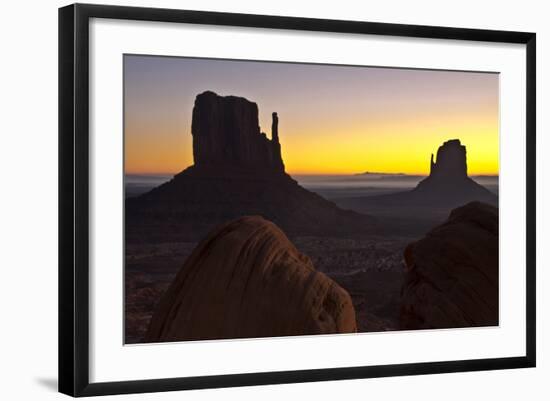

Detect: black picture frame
[58,3,536,397]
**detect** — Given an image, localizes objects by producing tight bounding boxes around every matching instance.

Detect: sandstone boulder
[146,216,357,342]
[400,201,498,329]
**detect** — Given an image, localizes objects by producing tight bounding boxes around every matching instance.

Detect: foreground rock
[146,216,357,342]
[400,202,498,329]
[126,91,375,242]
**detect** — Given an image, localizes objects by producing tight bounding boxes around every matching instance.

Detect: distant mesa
[411,139,497,204]
[429,139,467,178]
[400,201,499,329]
[126,91,376,243]
[146,216,357,342]
[354,171,406,176]
[345,139,497,209]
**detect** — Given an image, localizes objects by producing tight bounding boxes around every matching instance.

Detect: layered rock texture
[400,202,499,329]
[146,216,357,342]
[126,91,375,243]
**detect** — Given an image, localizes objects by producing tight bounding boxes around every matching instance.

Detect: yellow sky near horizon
[124,56,499,176]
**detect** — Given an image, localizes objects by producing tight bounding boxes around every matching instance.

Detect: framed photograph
[58,3,536,397]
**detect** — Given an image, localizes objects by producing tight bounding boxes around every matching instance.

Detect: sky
[124,55,499,175]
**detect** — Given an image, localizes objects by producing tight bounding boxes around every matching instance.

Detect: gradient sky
[124,55,499,175]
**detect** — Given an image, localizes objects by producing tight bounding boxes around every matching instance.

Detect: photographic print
[124,55,499,344]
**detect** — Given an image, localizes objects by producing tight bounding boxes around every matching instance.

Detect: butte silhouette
[354,139,497,208]
[126,91,376,243]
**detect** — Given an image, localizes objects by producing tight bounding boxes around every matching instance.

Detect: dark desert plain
[124,56,500,344]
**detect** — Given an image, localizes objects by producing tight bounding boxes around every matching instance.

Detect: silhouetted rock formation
[271,112,284,171]
[339,139,497,212]
[126,91,375,243]
[412,139,495,204]
[429,139,467,178]
[400,202,498,329]
[192,91,284,172]
[146,216,357,342]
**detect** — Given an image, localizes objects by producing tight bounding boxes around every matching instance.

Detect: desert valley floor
[126,233,410,343]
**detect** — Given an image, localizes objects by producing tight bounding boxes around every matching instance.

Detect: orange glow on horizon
[124,56,499,177]
[125,122,499,176]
